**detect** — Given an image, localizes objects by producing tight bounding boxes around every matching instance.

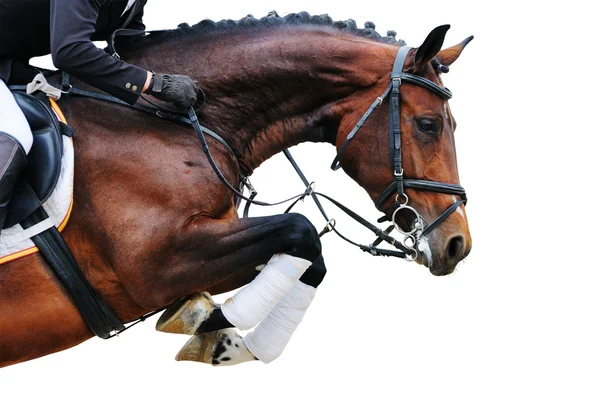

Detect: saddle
[4,91,73,228]
[4,87,124,338]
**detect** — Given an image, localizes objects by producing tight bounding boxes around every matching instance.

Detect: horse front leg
[127,213,326,365]
[169,254,328,366]
[156,253,327,334]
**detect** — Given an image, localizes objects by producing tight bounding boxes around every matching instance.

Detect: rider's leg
[0,79,33,231]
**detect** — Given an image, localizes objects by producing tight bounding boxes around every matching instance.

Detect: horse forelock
[117,11,407,50]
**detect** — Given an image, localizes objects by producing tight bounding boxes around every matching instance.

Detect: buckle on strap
[318,219,336,237]
[242,176,257,196]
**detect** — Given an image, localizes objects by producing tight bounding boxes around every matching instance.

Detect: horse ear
[413,25,451,72]
[437,36,474,67]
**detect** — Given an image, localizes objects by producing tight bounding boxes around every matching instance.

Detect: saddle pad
[0,99,74,264]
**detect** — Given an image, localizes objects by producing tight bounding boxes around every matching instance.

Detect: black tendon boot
[0,132,27,233]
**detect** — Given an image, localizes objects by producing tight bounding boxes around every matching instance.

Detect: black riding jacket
[0,0,148,104]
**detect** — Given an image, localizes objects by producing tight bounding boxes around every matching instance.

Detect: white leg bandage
[243,281,317,363]
[0,80,33,154]
[221,253,311,330]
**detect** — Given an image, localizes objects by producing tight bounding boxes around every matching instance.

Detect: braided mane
[123,11,405,47]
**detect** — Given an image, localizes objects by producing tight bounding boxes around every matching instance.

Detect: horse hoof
[156,292,215,335]
[175,328,256,366]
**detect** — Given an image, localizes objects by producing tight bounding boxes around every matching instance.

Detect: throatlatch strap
[330,84,392,171]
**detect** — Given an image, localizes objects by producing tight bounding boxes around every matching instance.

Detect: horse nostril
[447,236,464,262]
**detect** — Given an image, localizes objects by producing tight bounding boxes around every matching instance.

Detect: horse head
[333,25,473,275]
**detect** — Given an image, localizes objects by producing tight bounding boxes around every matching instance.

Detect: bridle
[329,46,467,258]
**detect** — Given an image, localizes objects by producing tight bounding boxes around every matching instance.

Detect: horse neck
[124,28,395,173]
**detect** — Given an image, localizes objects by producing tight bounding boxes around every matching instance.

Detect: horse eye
[417,118,440,134]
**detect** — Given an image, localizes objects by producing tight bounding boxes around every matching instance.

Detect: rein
[38,80,418,259]
[15,45,467,261]
[104,29,437,256]
[35,45,466,262]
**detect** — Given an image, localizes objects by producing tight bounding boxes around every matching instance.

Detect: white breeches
[0,80,33,154]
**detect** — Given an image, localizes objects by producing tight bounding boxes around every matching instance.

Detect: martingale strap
[284,149,410,258]
[330,84,392,171]
[187,108,315,208]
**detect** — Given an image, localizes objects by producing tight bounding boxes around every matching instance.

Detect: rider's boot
[0,132,27,233]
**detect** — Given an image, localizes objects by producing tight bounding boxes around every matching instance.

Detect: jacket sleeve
[126,4,146,32]
[50,0,147,105]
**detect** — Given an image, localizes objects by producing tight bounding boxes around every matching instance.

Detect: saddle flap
[4,92,64,228]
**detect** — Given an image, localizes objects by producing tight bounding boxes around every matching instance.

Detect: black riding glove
[147,73,199,109]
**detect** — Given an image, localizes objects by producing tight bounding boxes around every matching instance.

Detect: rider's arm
[120,4,152,91]
[49,0,148,105]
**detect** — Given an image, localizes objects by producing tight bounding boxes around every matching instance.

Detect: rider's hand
[146,73,199,109]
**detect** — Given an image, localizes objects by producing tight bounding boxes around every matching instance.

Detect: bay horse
[0,12,472,367]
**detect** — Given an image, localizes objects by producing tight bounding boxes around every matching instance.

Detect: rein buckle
[242,176,257,196]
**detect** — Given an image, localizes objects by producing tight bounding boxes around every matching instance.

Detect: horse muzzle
[416,227,472,276]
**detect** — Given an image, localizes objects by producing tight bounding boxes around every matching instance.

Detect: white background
[2,1,599,397]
